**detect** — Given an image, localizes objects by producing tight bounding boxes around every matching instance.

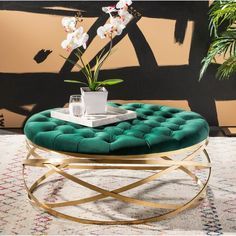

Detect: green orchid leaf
[64,80,87,85]
[93,56,101,82]
[74,49,93,80]
[74,51,91,76]
[60,55,85,73]
[94,41,114,81]
[60,54,92,84]
[95,79,124,86]
[98,48,106,62]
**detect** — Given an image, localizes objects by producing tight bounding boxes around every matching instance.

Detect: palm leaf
[216,56,236,79]
[200,0,236,80]
[209,0,236,36]
[199,36,234,80]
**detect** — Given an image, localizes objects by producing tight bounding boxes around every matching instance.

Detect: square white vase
[81,87,108,115]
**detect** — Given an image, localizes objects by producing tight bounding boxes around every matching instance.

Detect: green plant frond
[200,19,236,80]
[209,0,236,36]
[216,55,236,79]
[222,30,236,57]
[221,28,236,40]
[199,35,235,80]
[216,32,236,57]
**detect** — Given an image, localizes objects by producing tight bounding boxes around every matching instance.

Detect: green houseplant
[199,0,236,80]
[60,0,138,114]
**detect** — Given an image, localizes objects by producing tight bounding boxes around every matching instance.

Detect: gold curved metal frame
[23,138,211,225]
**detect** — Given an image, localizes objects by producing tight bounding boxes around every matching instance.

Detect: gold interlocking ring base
[23,138,211,225]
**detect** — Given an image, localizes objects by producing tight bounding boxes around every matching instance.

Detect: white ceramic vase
[80,87,108,115]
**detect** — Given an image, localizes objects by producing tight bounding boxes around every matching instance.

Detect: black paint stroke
[1,1,236,127]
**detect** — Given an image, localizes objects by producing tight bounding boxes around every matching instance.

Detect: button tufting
[24,104,209,155]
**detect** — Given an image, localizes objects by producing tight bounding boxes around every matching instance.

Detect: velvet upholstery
[24,103,209,155]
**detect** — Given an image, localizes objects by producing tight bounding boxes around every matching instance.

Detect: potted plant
[60,0,139,114]
[199,0,236,80]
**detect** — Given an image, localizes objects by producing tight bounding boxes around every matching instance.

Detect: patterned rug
[0,135,236,235]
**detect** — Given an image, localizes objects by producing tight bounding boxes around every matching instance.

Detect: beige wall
[0,7,235,128]
[0,11,193,73]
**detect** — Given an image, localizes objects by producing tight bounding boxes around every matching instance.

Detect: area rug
[0,135,236,235]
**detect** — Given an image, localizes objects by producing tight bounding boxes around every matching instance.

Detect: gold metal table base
[23,138,211,225]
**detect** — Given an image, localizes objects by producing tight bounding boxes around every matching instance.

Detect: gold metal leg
[22,139,211,225]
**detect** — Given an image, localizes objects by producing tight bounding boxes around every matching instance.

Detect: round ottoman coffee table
[23,103,211,225]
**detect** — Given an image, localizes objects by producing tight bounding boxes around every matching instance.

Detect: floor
[1,135,235,235]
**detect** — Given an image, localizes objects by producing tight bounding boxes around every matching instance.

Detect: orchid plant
[61,0,137,91]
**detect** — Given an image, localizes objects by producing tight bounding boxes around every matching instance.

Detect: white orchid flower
[97,0,133,39]
[110,17,126,35]
[118,9,133,25]
[73,28,89,49]
[61,27,89,51]
[102,6,117,15]
[97,15,129,39]
[116,0,132,9]
[61,32,74,50]
[97,24,113,39]
[61,17,77,32]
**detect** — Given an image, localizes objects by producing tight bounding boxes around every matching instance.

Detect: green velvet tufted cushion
[24,103,209,155]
